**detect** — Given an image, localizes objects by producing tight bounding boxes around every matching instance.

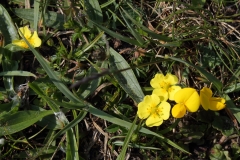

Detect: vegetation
[0,0,240,159]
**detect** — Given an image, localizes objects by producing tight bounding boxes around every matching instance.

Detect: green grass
[0,0,240,159]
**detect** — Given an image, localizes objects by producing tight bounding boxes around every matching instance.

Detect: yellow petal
[168,86,181,101]
[146,94,160,106]
[165,73,178,85]
[175,88,200,112]
[157,101,171,120]
[185,93,200,112]
[152,88,168,101]
[19,26,31,38]
[12,39,28,48]
[200,87,212,98]
[150,73,165,89]
[171,103,186,118]
[174,88,195,103]
[137,94,160,119]
[146,113,163,127]
[200,88,211,110]
[209,97,226,111]
[29,31,42,47]
[137,101,150,119]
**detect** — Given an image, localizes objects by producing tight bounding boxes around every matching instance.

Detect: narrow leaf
[0,4,19,44]
[109,47,144,103]
[84,0,103,27]
[13,9,65,29]
[0,71,36,78]
[225,94,240,124]
[0,110,53,136]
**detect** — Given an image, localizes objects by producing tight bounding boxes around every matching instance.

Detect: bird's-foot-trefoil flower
[172,88,200,118]
[137,94,171,127]
[150,73,181,101]
[12,26,41,48]
[200,87,226,111]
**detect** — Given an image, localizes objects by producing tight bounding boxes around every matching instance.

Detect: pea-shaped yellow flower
[200,87,226,111]
[172,88,200,118]
[137,94,171,127]
[150,73,181,101]
[12,26,41,48]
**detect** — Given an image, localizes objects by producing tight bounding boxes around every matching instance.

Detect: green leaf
[224,83,240,93]
[212,116,234,136]
[117,116,138,160]
[100,0,115,8]
[84,0,103,27]
[2,59,18,92]
[0,4,19,45]
[4,43,27,52]
[40,96,87,110]
[0,71,36,78]
[0,110,53,136]
[33,0,40,31]
[13,9,65,29]
[80,66,102,98]
[225,94,240,124]
[29,82,60,112]
[209,144,225,160]
[31,105,62,130]
[66,128,79,160]
[0,102,12,112]
[49,111,87,146]
[109,47,145,103]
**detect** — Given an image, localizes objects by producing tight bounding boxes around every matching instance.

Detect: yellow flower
[12,26,41,48]
[200,87,226,111]
[137,94,171,127]
[172,88,200,118]
[150,73,181,101]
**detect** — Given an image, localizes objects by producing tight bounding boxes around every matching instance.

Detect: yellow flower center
[159,81,171,90]
[156,108,163,116]
[146,102,163,117]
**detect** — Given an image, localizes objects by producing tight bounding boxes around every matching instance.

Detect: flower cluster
[12,26,41,49]
[137,73,226,127]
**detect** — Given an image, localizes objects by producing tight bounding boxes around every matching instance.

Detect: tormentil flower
[12,26,41,48]
[150,73,181,101]
[200,87,226,111]
[172,88,200,118]
[137,94,171,127]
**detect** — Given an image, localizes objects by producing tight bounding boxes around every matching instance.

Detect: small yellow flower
[12,26,41,48]
[150,73,181,101]
[137,94,171,127]
[172,88,200,118]
[200,87,226,111]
